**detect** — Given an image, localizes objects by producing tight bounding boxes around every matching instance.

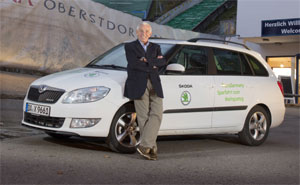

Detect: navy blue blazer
[124,40,166,99]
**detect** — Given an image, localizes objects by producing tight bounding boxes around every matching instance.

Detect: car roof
[124,38,271,74]
[149,38,262,59]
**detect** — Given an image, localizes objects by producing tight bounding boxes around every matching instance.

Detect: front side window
[213,48,241,75]
[247,55,269,76]
[168,45,209,75]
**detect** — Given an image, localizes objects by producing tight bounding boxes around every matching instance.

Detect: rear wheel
[106,104,140,153]
[238,106,270,146]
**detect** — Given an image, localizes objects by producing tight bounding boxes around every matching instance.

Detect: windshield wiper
[99,65,126,69]
[86,64,101,68]
[86,64,126,70]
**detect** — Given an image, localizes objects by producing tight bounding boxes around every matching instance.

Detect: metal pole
[296,54,300,104]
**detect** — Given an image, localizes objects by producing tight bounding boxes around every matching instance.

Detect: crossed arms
[125,43,166,73]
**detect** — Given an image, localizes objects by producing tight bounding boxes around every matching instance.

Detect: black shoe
[137,145,152,160]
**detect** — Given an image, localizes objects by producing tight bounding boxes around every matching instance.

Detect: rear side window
[240,54,253,75]
[246,55,269,76]
[213,48,241,75]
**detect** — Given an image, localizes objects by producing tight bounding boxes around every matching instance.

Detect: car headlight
[62,86,110,104]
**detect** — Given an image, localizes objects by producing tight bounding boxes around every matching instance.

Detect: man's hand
[140,57,147,62]
[153,56,163,68]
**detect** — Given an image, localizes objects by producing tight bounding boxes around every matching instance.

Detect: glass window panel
[247,55,269,76]
[168,45,209,75]
[213,48,241,75]
[240,54,253,75]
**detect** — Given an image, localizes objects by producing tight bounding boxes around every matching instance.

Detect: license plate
[26,103,51,116]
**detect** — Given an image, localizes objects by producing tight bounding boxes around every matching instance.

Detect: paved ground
[0,99,42,139]
[0,99,299,185]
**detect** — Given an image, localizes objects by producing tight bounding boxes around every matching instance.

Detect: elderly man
[124,22,166,160]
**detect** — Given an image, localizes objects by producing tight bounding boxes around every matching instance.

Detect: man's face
[136,24,152,44]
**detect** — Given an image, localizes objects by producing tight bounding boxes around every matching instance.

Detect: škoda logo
[13,0,33,6]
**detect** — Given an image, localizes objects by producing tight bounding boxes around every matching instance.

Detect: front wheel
[238,106,270,146]
[106,104,140,153]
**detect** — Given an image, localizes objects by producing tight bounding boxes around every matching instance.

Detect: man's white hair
[136,22,152,32]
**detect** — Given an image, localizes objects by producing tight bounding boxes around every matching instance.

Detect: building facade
[236,0,300,103]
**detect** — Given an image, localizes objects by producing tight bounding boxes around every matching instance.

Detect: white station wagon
[22,38,285,153]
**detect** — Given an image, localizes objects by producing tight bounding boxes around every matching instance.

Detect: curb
[0,94,25,100]
[285,104,300,108]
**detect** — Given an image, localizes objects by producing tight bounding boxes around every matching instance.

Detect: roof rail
[188,38,251,50]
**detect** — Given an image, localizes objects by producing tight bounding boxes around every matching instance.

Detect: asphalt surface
[0,99,42,140]
[0,99,299,184]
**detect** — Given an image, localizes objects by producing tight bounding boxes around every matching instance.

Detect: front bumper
[21,123,80,137]
[22,98,119,137]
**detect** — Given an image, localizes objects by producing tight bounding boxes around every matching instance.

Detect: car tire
[45,132,71,139]
[238,106,270,146]
[106,104,140,153]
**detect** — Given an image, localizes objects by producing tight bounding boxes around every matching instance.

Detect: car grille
[27,85,65,104]
[24,112,65,128]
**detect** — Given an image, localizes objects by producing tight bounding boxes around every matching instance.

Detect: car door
[211,48,255,128]
[159,45,214,130]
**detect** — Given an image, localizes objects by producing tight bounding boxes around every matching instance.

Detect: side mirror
[166,64,185,74]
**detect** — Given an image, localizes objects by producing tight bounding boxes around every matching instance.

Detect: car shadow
[43,136,111,152]
[43,134,241,154]
[158,134,240,144]
[156,134,242,154]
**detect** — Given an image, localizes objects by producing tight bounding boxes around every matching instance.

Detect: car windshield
[86,43,175,70]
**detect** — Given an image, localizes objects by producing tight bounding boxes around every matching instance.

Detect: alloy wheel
[248,111,267,141]
[114,112,140,147]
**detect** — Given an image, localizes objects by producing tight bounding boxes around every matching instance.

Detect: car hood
[31,68,127,91]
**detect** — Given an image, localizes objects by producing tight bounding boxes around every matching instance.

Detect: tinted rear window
[240,54,253,75]
[246,55,269,76]
[213,48,241,75]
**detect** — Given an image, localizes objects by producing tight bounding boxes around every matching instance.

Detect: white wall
[237,0,300,37]
[227,37,299,59]
[0,0,207,73]
[258,43,300,58]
